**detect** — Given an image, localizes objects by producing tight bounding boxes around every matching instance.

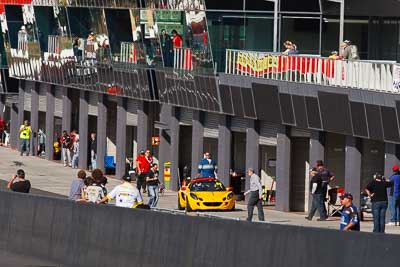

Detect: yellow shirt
[19,125,31,139]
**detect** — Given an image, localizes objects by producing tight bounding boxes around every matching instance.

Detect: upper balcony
[225,49,399,94]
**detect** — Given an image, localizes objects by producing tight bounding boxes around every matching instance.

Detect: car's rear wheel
[185,196,193,212]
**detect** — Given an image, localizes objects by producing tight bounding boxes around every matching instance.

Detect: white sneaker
[386,222,395,226]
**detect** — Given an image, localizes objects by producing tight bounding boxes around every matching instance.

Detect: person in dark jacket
[365,173,393,233]
[305,168,326,221]
[160,29,173,67]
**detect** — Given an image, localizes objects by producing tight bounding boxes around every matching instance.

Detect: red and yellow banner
[235,53,336,78]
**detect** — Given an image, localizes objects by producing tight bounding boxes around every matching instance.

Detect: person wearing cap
[19,120,31,156]
[389,165,400,226]
[244,168,265,222]
[305,167,326,221]
[146,163,160,208]
[135,150,151,193]
[97,175,143,208]
[339,193,360,231]
[316,160,335,216]
[365,173,393,233]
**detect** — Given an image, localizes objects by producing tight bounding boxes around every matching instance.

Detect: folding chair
[327,187,345,217]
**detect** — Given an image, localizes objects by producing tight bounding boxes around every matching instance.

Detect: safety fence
[0,190,399,267]
[226,49,398,93]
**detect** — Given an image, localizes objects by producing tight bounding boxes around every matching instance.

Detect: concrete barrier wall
[0,190,398,267]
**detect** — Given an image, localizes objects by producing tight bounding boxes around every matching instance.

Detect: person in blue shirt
[389,165,400,226]
[339,192,360,231]
[197,152,217,178]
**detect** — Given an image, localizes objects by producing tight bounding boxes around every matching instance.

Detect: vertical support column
[0,94,4,118]
[345,136,362,208]
[62,87,72,133]
[10,103,19,149]
[17,82,25,152]
[158,104,172,184]
[30,83,39,156]
[170,107,180,191]
[384,143,398,181]
[137,101,149,153]
[276,126,291,212]
[97,93,107,172]
[78,90,88,169]
[116,98,127,179]
[191,110,204,179]
[308,130,325,211]
[45,85,55,160]
[217,115,231,186]
[245,119,260,202]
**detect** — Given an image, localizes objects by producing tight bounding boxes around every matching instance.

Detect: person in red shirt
[136,150,152,193]
[171,29,183,49]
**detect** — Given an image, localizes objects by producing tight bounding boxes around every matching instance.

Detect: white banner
[393,64,400,91]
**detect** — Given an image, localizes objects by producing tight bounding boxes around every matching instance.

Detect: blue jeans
[91,155,97,169]
[20,139,30,155]
[148,184,159,208]
[308,193,326,219]
[72,154,79,168]
[372,201,388,233]
[388,196,399,223]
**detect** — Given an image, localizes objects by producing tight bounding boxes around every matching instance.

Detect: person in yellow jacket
[19,120,31,156]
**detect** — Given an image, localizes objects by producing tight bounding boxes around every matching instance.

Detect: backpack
[350,45,359,60]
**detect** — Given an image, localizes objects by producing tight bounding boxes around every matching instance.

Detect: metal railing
[225,49,398,93]
[174,47,193,71]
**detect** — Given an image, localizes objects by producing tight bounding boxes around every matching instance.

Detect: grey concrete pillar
[308,130,325,211]
[137,101,150,153]
[158,104,172,184]
[30,83,39,156]
[276,126,291,212]
[97,93,107,172]
[17,82,25,152]
[78,91,88,169]
[45,85,55,160]
[191,110,204,179]
[0,94,4,118]
[310,130,325,167]
[62,87,72,133]
[10,103,19,149]
[116,98,127,179]
[170,107,180,190]
[217,115,231,186]
[384,143,398,180]
[245,119,260,202]
[18,81,25,127]
[345,136,362,208]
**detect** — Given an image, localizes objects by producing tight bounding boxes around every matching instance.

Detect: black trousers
[137,173,146,192]
[247,191,265,222]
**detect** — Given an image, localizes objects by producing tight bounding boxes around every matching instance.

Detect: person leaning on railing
[282,40,299,55]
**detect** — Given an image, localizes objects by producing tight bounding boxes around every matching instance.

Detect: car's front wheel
[178,197,185,210]
[185,196,193,212]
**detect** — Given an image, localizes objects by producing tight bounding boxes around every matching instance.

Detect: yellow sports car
[178,178,235,211]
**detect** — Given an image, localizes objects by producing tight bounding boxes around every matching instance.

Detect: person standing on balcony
[171,29,183,49]
[19,120,31,156]
[160,29,173,67]
[341,40,359,60]
[282,40,298,55]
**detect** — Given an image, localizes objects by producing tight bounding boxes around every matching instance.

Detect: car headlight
[190,193,199,200]
[227,192,234,200]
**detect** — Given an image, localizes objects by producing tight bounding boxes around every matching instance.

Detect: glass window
[5,5,24,49]
[245,0,274,11]
[205,0,243,10]
[281,0,321,12]
[244,16,274,51]
[190,180,226,191]
[281,17,320,55]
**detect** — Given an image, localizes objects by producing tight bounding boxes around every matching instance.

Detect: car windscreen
[190,180,226,192]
